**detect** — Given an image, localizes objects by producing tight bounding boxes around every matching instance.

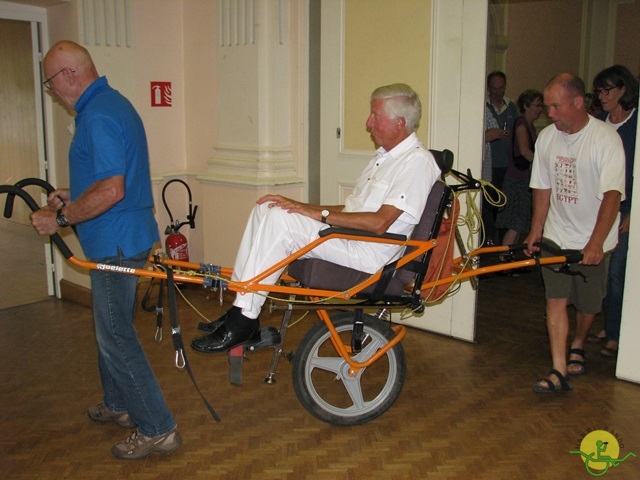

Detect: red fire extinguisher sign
[151,82,172,107]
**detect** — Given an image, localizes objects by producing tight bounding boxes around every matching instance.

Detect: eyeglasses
[42,67,74,89]
[594,85,619,96]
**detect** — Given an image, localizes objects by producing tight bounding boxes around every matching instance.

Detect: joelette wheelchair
[1,150,582,426]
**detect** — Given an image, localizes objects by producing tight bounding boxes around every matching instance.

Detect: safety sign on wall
[151,82,172,107]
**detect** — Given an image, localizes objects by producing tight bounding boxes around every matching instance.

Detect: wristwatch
[321,209,330,224]
[56,208,70,227]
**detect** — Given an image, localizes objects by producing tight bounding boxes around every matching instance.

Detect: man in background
[483,71,518,245]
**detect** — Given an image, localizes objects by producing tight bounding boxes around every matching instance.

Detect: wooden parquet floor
[1,269,640,479]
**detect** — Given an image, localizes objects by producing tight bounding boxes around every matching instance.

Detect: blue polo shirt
[70,76,159,258]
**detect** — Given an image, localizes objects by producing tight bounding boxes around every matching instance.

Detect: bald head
[43,40,99,108]
[546,73,586,99]
[544,73,589,134]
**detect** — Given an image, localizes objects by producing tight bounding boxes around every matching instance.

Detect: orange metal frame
[0,180,576,373]
[63,231,572,372]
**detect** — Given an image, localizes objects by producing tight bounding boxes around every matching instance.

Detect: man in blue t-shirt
[30,40,180,460]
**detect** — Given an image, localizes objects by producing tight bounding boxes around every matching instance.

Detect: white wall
[616,118,640,383]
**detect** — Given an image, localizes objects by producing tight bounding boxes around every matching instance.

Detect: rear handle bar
[0,184,74,260]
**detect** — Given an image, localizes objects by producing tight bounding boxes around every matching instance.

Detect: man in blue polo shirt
[31,40,180,459]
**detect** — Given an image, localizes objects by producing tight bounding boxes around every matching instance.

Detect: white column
[206,0,305,187]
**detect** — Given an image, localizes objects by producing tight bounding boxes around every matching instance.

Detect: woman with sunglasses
[589,65,639,358]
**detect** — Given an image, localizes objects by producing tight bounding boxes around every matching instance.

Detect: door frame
[319,0,488,342]
[0,1,56,296]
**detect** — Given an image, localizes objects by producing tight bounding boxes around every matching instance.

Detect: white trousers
[231,203,402,318]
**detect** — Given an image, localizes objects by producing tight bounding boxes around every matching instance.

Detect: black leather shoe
[197,307,239,332]
[191,311,260,353]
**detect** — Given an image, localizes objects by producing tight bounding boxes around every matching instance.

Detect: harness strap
[165,266,222,422]
[400,259,428,277]
[367,261,398,303]
[141,277,165,342]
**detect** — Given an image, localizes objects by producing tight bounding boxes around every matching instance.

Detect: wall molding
[80,0,132,47]
[219,0,256,47]
[206,144,302,186]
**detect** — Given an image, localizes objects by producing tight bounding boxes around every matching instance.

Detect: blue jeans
[603,231,629,342]
[90,248,176,437]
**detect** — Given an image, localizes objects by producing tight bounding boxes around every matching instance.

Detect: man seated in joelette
[191,83,442,353]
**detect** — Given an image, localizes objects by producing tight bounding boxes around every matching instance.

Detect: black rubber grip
[0,184,74,259]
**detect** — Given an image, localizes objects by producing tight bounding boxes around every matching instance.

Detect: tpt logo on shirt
[555,155,577,204]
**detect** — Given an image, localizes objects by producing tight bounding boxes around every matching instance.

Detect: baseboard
[59,279,92,308]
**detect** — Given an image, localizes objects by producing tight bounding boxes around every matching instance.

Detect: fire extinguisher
[162,179,197,261]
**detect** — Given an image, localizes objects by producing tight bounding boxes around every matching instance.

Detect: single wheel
[292,312,406,425]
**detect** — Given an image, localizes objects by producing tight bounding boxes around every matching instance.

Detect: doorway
[0,17,51,309]
[317,0,486,342]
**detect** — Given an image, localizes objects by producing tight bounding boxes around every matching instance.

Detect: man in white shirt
[192,83,441,353]
[524,73,625,393]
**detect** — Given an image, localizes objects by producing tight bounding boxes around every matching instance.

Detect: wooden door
[0,17,51,305]
[319,0,487,341]
[0,18,41,225]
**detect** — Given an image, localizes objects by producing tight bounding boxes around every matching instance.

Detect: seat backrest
[392,179,449,286]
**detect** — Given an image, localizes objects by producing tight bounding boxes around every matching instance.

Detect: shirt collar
[486,96,512,112]
[376,132,419,158]
[75,76,109,113]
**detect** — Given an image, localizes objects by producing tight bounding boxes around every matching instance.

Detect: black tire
[292,312,406,425]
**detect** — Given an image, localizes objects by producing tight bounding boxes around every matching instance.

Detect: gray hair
[371,83,422,133]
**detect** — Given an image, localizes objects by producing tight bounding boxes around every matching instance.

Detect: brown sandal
[532,369,572,393]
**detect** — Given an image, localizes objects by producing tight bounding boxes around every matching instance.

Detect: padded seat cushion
[287,259,406,296]
[287,181,447,297]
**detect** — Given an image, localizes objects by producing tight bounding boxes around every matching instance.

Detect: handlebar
[0,184,74,259]
[3,177,55,220]
[533,242,583,264]
[531,242,586,282]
